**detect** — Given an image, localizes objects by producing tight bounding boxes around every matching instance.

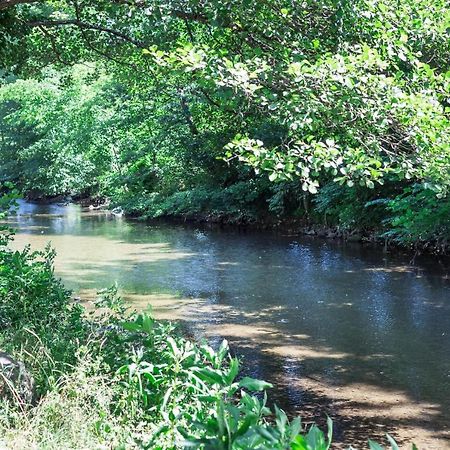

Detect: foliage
[0,3,449,245]
[386,186,450,248]
[112,312,331,449]
[0,0,449,247]
[117,181,270,223]
[0,245,86,395]
[0,182,18,245]
[1,1,445,442]
[0,67,116,197]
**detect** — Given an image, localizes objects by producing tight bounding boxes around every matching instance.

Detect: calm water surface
[7,201,450,447]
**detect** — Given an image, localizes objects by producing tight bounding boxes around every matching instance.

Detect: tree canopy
[1,0,449,246]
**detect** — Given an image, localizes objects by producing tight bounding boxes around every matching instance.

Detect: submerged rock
[0,352,34,406]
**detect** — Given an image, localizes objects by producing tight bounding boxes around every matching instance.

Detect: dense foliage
[0,0,449,249]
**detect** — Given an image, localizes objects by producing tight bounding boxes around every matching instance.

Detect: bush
[115,180,270,223]
[0,244,87,396]
[386,186,450,250]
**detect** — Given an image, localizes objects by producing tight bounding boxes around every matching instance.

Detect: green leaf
[291,435,308,450]
[386,434,399,450]
[194,367,226,385]
[226,358,240,384]
[326,416,333,448]
[306,425,326,449]
[239,377,273,391]
[275,405,288,434]
[120,321,142,332]
[368,440,385,450]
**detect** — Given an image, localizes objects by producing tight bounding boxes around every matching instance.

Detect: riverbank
[22,192,450,256]
[134,211,450,257]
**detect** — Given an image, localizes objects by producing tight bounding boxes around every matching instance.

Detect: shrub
[386,186,450,250]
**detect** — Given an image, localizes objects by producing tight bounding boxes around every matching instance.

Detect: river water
[7,201,450,448]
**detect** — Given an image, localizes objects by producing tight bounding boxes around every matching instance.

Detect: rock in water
[0,352,34,406]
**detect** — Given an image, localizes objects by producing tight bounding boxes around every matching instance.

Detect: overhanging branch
[27,19,147,49]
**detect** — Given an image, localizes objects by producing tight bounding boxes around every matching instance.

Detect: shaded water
[7,201,450,448]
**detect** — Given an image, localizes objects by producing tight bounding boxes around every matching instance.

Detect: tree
[0,0,449,244]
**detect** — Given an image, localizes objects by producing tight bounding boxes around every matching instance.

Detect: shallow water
[7,201,450,447]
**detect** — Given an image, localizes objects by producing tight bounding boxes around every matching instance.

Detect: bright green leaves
[1,0,449,243]
[115,312,336,449]
[215,57,267,97]
[238,377,273,391]
[121,312,155,334]
[0,64,115,197]
[225,134,391,194]
[386,186,450,245]
[223,34,449,198]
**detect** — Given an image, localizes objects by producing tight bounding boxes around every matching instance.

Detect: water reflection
[6,201,450,448]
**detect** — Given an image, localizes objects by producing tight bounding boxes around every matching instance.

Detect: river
[7,201,450,448]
